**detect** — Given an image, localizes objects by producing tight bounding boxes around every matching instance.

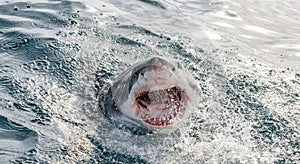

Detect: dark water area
[0,0,299,163]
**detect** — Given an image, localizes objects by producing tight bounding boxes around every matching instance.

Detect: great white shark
[98,56,198,134]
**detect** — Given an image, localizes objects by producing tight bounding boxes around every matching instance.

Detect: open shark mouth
[134,86,188,127]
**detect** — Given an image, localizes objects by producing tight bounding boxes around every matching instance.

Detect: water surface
[0,0,299,163]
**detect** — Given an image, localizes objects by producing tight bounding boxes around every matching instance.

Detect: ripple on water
[0,115,38,163]
[0,18,15,29]
[0,0,299,163]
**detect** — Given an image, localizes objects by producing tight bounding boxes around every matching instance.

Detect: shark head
[110,56,198,132]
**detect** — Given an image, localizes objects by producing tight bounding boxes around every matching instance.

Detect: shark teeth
[134,85,187,127]
[141,106,185,127]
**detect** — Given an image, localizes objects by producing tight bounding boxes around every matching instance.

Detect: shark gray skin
[98,56,198,134]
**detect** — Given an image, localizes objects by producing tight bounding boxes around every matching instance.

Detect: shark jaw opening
[134,86,188,127]
[108,56,198,134]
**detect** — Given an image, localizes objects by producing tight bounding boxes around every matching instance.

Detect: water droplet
[72,13,79,18]
[13,6,18,11]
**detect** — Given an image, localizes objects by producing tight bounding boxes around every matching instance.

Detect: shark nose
[150,57,164,64]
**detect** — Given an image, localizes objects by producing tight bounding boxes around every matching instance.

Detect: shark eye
[172,66,176,72]
[140,72,144,77]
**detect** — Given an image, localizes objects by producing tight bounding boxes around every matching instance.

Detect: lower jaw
[137,107,186,127]
[141,112,185,127]
[144,120,172,127]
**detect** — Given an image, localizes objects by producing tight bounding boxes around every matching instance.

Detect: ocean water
[0,0,299,163]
